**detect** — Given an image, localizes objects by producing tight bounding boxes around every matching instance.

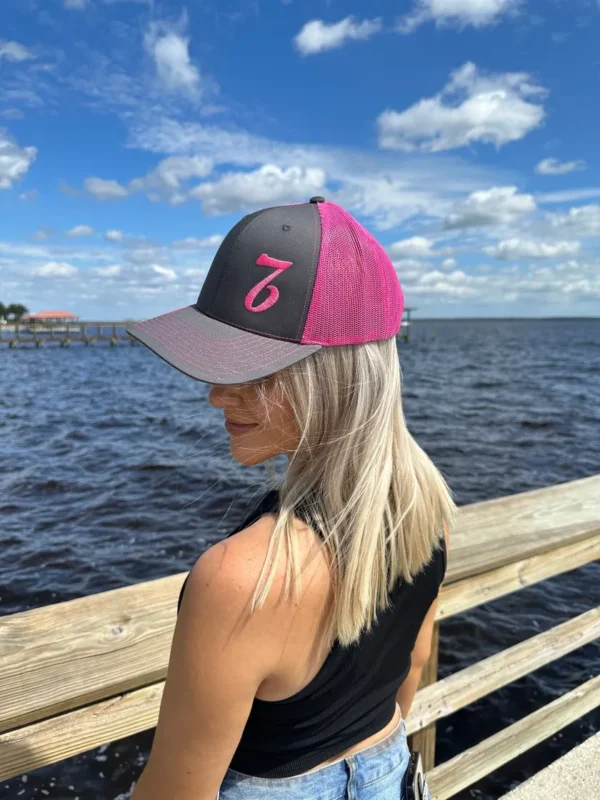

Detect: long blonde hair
[246,335,457,648]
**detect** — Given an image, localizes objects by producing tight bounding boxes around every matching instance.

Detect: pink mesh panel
[301,203,404,345]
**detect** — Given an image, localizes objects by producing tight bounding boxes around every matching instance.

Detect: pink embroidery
[256,254,293,270]
[245,253,294,313]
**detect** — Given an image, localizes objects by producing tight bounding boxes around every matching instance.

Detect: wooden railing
[1,475,599,798]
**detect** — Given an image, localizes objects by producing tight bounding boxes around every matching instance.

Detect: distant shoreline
[2,316,598,330]
[412,316,600,321]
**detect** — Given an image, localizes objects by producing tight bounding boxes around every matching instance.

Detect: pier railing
[1,475,599,798]
[2,316,417,347]
[0,321,137,348]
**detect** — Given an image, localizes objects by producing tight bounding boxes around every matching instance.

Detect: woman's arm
[395,595,438,719]
[131,519,287,800]
[396,522,449,719]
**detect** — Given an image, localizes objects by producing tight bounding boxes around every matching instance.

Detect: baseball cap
[126,197,404,385]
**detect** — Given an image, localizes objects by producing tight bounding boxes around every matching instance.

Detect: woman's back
[178,487,447,780]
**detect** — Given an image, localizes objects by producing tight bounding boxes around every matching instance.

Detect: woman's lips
[225,419,259,434]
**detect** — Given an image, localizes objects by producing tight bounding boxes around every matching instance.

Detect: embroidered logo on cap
[245,253,294,313]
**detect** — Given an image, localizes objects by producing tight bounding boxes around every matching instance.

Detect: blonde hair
[246,336,458,648]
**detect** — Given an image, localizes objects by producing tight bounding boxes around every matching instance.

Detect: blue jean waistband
[220,703,409,795]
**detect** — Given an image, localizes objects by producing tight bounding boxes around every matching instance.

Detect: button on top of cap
[309,196,325,203]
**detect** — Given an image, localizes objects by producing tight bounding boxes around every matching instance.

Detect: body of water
[2,318,599,799]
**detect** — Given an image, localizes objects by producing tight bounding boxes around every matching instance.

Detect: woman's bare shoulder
[199,510,330,616]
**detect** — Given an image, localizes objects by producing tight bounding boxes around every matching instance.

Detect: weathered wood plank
[0,573,185,734]
[447,474,600,583]
[407,607,600,735]
[437,533,600,620]
[426,674,600,800]
[0,684,164,782]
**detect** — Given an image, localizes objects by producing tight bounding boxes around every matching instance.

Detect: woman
[126,197,456,800]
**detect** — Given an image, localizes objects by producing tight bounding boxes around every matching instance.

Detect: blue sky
[1,0,600,320]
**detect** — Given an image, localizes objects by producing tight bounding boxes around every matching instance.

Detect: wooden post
[409,621,439,772]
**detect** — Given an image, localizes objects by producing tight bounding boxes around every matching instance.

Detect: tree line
[0,303,29,321]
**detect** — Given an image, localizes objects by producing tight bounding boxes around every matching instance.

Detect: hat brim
[126,305,322,385]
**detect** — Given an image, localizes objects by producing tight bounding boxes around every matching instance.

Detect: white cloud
[19,188,38,201]
[377,62,546,153]
[0,108,25,120]
[183,267,208,279]
[535,158,587,176]
[0,40,34,62]
[399,257,600,304]
[293,17,383,55]
[335,174,458,231]
[444,186,536,228]
[483,239,582,260]
[33,227,54,241]
[172,234,224,249]
[416,268,480,297]
[150,264,177,280]
[397,0,521,33]
[129,155,213,203]
[0,129,37,189]
[104,229,124,242]
[442,257,457,269]
[391,257,432,275]
[548,205,600,237]
[387,236,434,258]
[132,123,466,229]
[144,19,201,98]
[126,115,508,229]
[84,177,129,200]
[190,164,326,215]
[84,156,213,204]
[94,264,122,277]
[33,261,78,277]
[126,245,171,265]
[66,224,95,237]
[536,188,600,205]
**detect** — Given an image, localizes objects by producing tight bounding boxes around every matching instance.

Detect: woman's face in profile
[208,381,299,465]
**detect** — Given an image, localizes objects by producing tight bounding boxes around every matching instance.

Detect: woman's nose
[208,385,241,407]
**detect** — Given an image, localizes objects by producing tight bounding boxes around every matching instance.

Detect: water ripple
[1,318,599,800]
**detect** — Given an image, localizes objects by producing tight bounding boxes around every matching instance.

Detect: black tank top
[177,488,446,778]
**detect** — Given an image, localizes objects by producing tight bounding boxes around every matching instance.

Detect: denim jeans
[216,704,432,799]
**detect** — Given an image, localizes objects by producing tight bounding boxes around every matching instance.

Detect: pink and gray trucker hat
[126,197,404,384]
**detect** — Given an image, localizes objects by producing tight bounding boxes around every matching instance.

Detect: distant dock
[396,306,416,342]
[0,321,137,348]
[2,309,417,348]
